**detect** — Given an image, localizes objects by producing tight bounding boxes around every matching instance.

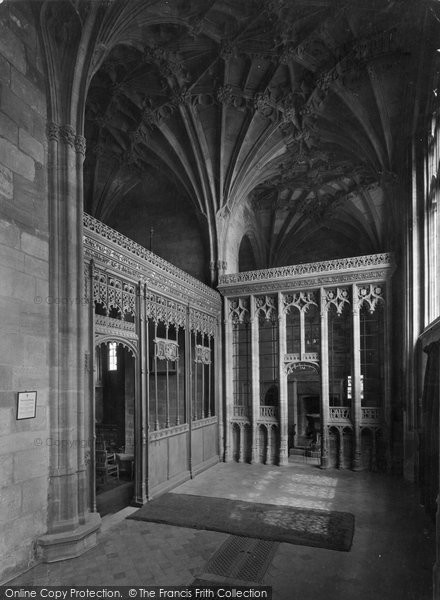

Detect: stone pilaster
[320,288,329,469]
[278,292,288,465]
[37,123,100,562]
[224,300,233,462]
[250,295,260,464]
[352,284,362,471]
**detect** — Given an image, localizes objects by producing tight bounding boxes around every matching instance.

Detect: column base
[37,512,101,563]
[278,455,289,466]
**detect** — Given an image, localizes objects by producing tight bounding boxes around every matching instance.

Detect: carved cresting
[219,253,393,286]
[189,307,217,336]
[145,291,186,328]
[92,267,136,317]
[83,213,220,313]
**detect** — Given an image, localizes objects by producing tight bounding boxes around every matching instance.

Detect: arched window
[108,342,117,371]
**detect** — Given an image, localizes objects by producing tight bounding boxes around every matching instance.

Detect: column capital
[46,122,86,156]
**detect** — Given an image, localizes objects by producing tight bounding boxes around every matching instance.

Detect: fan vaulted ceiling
[80,0,422,281]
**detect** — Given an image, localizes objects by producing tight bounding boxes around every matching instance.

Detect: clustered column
[352,284,362,470]
[320,288,330,469]
[278,293,288,465]
[224,299,234,462]
[250,295,260,463]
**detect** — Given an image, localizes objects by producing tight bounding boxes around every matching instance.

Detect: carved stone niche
[154,337,179,361]
[195,344,211,365]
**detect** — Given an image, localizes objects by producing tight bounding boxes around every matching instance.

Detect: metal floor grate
[204,536,279,583]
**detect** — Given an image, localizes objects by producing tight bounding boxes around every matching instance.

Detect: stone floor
[9,461,435,600]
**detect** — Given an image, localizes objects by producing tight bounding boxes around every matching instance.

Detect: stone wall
[0,2,50,583]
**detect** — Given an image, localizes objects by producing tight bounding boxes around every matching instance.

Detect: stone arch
[96,337,138,359]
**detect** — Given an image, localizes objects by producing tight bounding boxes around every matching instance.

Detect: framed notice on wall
[16,391,37,420]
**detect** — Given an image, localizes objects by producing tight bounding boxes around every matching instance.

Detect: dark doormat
[204,536,278,582]
[128,492,355,551]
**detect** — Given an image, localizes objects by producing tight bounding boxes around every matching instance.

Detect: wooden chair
[96,449,119,483]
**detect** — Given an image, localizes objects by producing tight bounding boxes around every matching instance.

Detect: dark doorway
[95,343,135,515]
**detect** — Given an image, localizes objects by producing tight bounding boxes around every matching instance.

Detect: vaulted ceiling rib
[80,0,421,273]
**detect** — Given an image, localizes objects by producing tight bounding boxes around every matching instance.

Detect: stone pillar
[134,282,147,505]
[278,293,288,465]
[239,423,246,463]
[292,379,298,447]
[250,296,260,463]
[215,316,224,460]
[87,261,97,514]
[266,426,272,465]
[352,284,362,470]
[37,125,100,562]
[224,300,233,462]
[338,429,344,469]
[320,288,329,469]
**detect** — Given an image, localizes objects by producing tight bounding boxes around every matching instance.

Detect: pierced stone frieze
[83,213,221,314]
[145,292,186,328]
[255,295,277,322]
[92,268,136,317]
[284,291,317,313]
[285,352,319,363]
[95,315,137,340]
[194,344,211,365]
[219,269,392,298]
[357,283,385,313]
[154,337,179,362]
[329,407,351,421]
[325,287,350,315]
[189,308,217,336]
[220,254,392,286]
[229,298,250,324]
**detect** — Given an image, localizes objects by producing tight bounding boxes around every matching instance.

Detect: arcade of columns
[218,253,393,471]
